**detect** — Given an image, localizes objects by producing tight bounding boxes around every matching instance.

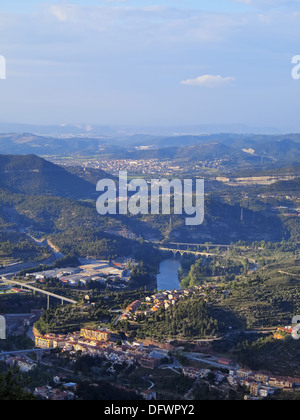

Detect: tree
[0,368,35,400]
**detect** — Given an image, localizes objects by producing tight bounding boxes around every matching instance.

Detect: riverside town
[1,0,300,406]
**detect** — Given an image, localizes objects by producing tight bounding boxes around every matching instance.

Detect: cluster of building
[2,334,158,401]
[55,154,233,178]
[34,381,77,401]
[1,353,76,400]
[274,325,297,340]
[34,326,164,371]
[90,159,186,176]
[147,291,181,312]
[229,368,300,399]
[119,286,218,322]
[183,364,300,399]
[35,327,110,350]
[119,290,184,322]
[4,355,37,373]
[34,380,156,401]
[27,259,132,288]
[217,175,297,187]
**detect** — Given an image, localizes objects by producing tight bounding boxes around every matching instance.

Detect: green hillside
[0,154,96,199]
[266,177,300,193]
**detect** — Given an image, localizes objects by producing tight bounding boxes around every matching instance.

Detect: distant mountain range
[0,123,286,137]
[1,133,300,170]
[0,133,114,155]
[0,123,117,137]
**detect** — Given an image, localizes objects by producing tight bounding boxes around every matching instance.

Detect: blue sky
[0,0,300,130]
[0,1,252,14]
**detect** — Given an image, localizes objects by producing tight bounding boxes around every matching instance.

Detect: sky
[0,0,300,131]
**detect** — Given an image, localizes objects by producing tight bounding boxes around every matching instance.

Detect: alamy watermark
[0,315,6,340]
[96,172,204,226]
[292,56,300,80]
[292,315,300,340]
[0,55,6,80]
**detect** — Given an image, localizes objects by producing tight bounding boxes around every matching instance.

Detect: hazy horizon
[0,121,296,136]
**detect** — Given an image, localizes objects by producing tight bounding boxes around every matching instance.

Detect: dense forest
[0,154,97,199]
[135,297,220,340]
[180,256,246,288]
[0,237,50,267]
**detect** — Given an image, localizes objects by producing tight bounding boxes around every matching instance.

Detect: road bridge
[158,247,216,259]
[0,278,77,307]
[0,347,55,362]
[167,242,232,251]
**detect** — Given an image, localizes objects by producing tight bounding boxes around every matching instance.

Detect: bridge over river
[151,241,234,257]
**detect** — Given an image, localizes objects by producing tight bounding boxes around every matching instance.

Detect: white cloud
[180,74,235,88]
[50,5,68,22]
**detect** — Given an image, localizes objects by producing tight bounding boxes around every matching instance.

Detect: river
[157,259,181,291]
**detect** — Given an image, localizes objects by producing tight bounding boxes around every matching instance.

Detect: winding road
[0,234,64,277]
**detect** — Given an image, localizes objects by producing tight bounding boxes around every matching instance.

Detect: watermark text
[0,55,6,80]
[292,55,300,80]
[0,315,6,340]
[292,315,300,340]
[96,172,204,226]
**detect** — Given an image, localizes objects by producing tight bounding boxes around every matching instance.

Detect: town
[2,0,300,403]
[51,156,231,177]
[2,318,299,400]
[1,282,299,400]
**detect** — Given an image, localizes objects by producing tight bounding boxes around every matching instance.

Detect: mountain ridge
[0,154,97,199]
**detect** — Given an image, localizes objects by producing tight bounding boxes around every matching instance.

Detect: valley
[1,132,300,400]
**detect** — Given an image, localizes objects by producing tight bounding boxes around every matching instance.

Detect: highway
[0,234,76,305]
[0,234,64,277]
[0,253,58,276]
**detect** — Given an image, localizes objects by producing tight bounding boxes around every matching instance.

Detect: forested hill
[265,177,300,193]
[0,154,97,199]
[0,154,299,244]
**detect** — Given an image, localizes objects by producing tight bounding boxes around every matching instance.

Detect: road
[143,377,155,390]
[0,234,64,276]
[0,278,78,305]
[0,254,57,276]
[183,352,239,370]
[0,348,55,358]
[278,270,300,279]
